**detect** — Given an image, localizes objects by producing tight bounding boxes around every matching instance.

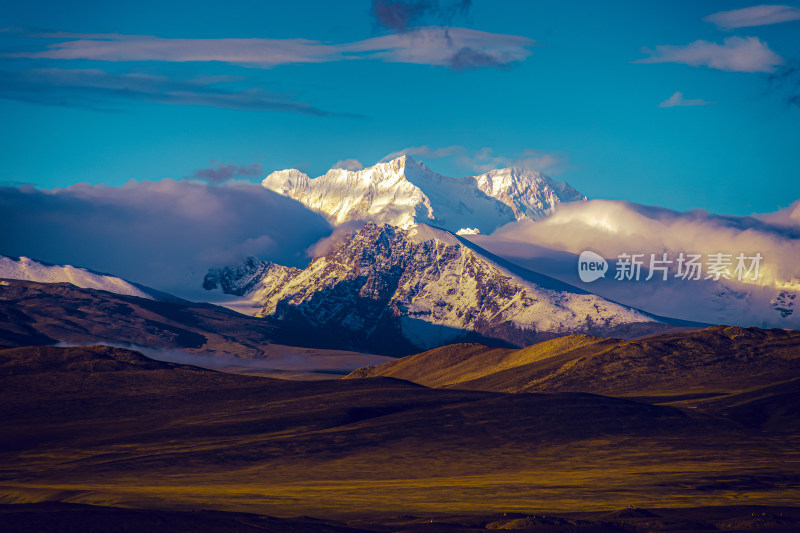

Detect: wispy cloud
[6,27,533,71]
[635,36,784,73]
[371,0,472,31]
[344,28,533,70]
[381,145,564,173]
[463,147,563,173]
[332,159,364,171]
[0,68,338,114]
[659,91,715,108]
[191,161,264,184]
[381,145,466,161]
[704,5,800,29]
[7,33,340,65]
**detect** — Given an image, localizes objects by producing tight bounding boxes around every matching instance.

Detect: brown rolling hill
[347,325,800,399]
[0,345,707,459]
[346,334,610,388]
[3,343,799,525]
[0,278,281,355]
[690,376,800,432]
[0,279,391,378]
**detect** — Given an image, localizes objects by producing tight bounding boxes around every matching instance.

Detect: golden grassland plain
[1,337,799,526]
[3,418,800,516]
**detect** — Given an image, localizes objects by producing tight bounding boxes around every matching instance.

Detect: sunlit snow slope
[262,156,585,234]
[0,255,154,299]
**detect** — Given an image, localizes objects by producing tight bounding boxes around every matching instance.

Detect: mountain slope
[473,166,585,220]
[0,255,157,300]
[204,222,685,355]
[262,155,585,233]
[467,199,800,330]
[0,279,391,377]
[0,345,187,374]
[347,325,800,397]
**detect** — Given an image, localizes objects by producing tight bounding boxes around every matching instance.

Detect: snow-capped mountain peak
[263,155,432,229]
[262,156,585,234]
[204,222,674,354]
[474,167,586,220]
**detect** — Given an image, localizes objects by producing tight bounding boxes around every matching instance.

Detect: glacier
[262,155,585,234]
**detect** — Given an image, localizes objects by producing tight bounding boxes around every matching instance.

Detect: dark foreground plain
[3,501,800,532]
[1,342,799,532]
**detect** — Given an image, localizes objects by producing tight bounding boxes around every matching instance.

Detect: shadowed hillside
[0,279,391,378]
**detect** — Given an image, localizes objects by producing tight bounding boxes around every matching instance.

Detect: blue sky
[2,0,799,215]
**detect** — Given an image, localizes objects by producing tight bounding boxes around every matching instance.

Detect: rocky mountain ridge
[204,222,685,354]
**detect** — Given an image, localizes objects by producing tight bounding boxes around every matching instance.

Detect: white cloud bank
[469,199,800,328]
[0,180,332,299]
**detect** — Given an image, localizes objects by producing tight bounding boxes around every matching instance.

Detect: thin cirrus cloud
[381,145,565,174]
[7,27,534,71]
[191,161,265,184]
[381,145,467,161]
[659,91,714,108]
[9,32,340,65]
[704,4,800,29]
[462,147,564,173]
[341,29,533,70]
[1,26,533,112]
[635,36,784,73]
[0,68,339,115]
